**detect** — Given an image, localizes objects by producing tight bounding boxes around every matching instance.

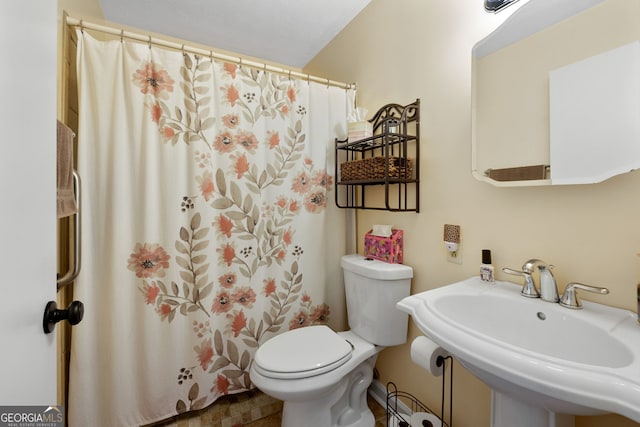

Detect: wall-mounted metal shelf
[335,99,420,212]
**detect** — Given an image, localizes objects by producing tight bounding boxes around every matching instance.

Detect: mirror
[472,0,640,186]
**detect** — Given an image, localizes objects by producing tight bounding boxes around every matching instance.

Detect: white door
[0,0,58,406]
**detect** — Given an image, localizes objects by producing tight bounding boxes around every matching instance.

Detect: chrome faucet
[559,282,610,309]
[504,259,609,309]
[537,265,559,303]
[503,259,559,301]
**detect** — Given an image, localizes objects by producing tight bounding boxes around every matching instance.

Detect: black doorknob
[43,300,84,334]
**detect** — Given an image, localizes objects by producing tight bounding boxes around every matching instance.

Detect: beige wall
[305,1,640,426]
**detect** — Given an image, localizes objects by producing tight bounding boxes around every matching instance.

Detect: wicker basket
[340,156,413,182]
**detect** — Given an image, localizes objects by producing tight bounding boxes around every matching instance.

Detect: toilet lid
[253,325,353,379]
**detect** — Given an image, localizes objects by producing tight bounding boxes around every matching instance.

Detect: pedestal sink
[397,277,640,426]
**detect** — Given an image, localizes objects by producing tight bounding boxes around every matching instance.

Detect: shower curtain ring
[239,57,243,69]
[120,29,124,43]
[209,50,213,63]
[148,35,152,49]
[79,19,84,33]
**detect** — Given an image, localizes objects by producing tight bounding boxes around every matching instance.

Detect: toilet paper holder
[386,372,452,427]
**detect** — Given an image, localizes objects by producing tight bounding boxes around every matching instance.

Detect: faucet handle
[502,267,540,298]
[502,267,525,276]
[559,282,610,309]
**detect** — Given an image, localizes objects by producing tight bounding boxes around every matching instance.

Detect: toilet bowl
[249,254,413,427]
[250,327,379,426]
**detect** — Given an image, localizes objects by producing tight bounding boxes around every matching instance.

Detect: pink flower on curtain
[226,310,246,337]
[310,304,331,323]
[218,273,237,288]
[223,62,237,79]
[232,287,256,308]
[216,243,236,267]
[132,61,175,99]
[162,126,175,141]
[286,86,297,103]
[194,338,214,370]
[222,84,239,107]
[212,290,233,314]
[289,311,309,330]
[150,102,162,123]
[283,229,293,245]
[275,196,288,209]
[194,150,212,169]
[312,171,333,188]
[196,171,215,201]
[304,191,327,213]
[266,131,280,149]
[213,214,233,238]
[156,303,172,320]
[140,281,160,304]
[291,171,311,194]
[231,153,249,179]
[127,243,171,278]
[235,130,259,153]
[216,374,230,395]
[213,131,235,153]
[192,321,210,338]
[222,114,239,129]
[263,278,276,297]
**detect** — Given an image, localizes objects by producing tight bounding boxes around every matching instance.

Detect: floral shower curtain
[69,31,355,426]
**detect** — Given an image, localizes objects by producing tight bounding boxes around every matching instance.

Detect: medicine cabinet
[472,0,640,186]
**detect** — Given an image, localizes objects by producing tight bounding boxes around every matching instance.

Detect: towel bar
[57,170,81,289]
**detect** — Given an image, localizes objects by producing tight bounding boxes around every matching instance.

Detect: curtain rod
[65,16,356,91]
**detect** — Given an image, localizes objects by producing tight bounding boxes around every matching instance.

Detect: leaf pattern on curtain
[126,54,334,413]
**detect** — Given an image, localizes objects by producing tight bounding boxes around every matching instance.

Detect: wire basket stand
[386,355,453,427]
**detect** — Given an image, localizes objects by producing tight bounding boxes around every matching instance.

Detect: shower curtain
[69,31,354,426]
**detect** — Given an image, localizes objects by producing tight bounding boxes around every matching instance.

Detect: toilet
[249,254,413,427]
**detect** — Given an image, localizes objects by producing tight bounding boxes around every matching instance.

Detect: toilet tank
[341,254,413,346]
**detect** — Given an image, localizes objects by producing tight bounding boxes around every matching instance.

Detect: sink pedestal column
[491,392,575,427]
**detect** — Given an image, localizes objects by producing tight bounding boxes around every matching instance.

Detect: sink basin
[397,277,640,423]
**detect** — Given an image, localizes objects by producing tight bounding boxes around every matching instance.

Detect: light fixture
[484,0,521,13]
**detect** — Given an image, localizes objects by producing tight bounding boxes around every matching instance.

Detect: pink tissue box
[364,229,403,264]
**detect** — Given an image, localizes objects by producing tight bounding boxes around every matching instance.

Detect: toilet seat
[253,325,353,379]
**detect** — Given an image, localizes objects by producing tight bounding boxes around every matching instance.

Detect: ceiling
[99,0,371,68]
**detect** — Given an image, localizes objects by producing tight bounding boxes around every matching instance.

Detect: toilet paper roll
[410,411,442,427]
[410,336,450,376]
